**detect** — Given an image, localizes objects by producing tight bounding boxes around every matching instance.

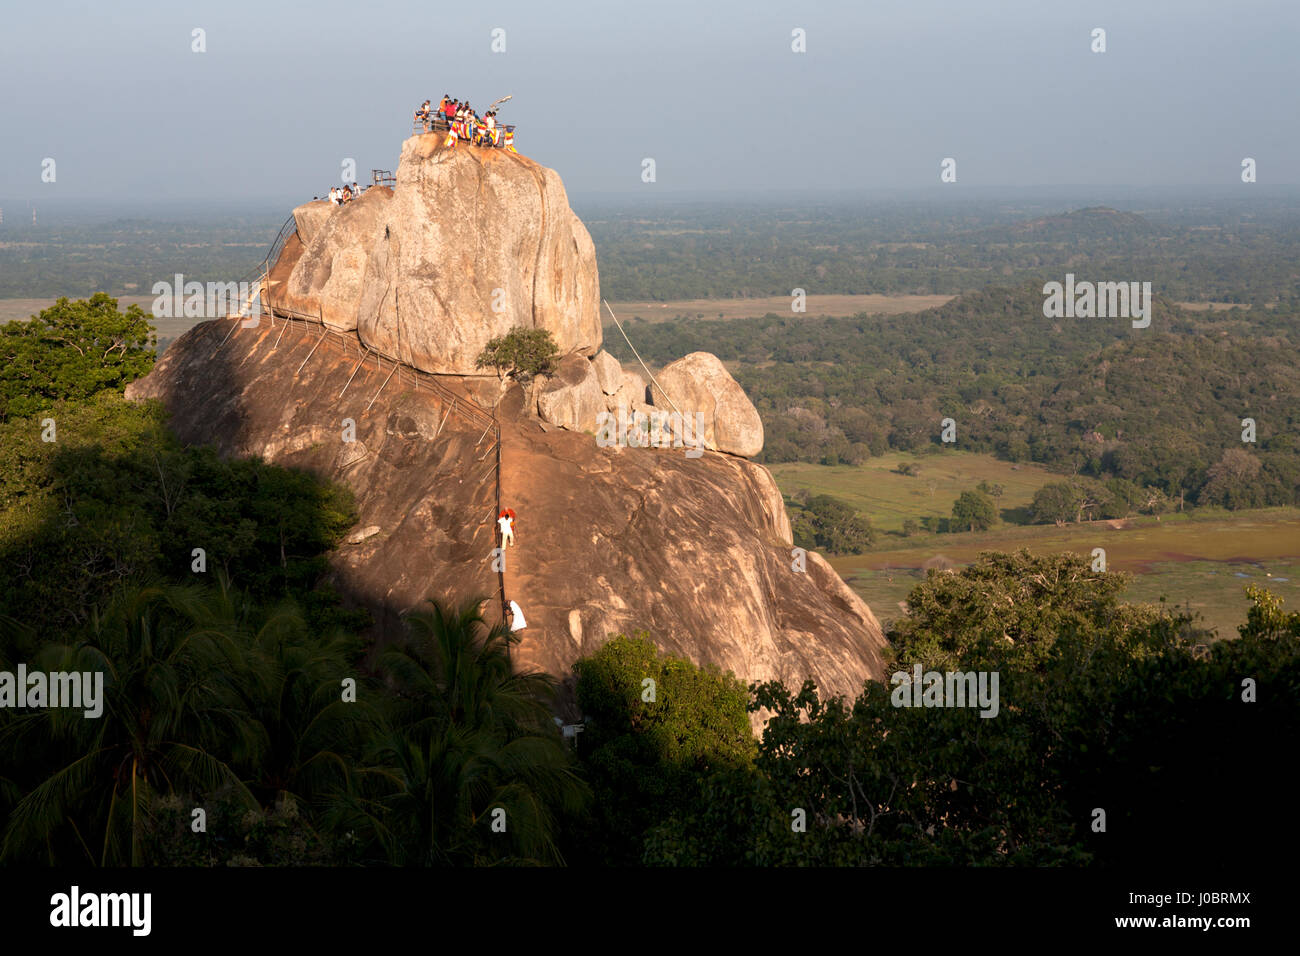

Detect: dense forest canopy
[605,285,1300,512]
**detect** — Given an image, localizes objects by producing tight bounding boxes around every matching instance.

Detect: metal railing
[371,169,396,188]
[238,296,509,628]
[412,114,452,135]
[257,300,498,434]
[261,213,299,275]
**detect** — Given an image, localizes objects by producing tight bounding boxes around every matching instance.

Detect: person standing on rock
[508,600,527,632]
[444,105,460,147]
[498,509,515,547]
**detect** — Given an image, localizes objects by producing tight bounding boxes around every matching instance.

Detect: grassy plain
[769,451,1058,533]
[770,453,1300,639]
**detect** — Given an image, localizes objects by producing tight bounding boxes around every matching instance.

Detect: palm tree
[205,585,379,817]
[385,599,558,734]
[0,581,263,865]
[358,597,589,865]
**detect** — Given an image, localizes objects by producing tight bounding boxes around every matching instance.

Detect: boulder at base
[536,353,604,432]
[655,351,765,457]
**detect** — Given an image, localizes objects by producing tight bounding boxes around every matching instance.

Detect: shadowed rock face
[271,136,601,374]
[126,321,888,718]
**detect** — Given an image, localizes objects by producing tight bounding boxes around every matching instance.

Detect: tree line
[607,285,1300,515]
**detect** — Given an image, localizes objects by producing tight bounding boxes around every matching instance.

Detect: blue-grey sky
[1,0,1296,203]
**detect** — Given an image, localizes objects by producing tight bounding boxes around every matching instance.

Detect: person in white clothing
[498,512,514,546]
[508,600,526,631]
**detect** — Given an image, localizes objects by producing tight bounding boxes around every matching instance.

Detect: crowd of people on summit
[326,183,363,205]
[415,94,515,151]
[312,93,515,208]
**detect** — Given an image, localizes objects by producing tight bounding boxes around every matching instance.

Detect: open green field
[827,507,1300,639]
[769,451,1060,533]
[768,454,1300,639]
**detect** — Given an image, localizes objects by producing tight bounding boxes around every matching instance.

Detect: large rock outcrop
[126,321,887,720]
[271,135,602,374]
[277,191,393,330]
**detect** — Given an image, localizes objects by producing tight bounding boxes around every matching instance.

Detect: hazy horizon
[2,0,1297,204]
[5,185,1300,225]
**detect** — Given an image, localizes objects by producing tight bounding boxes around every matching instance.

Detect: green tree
[211,590,376,812]
[1238,584,1300,641]
[1030,481,1085,525]
[0,582,263,865]
[475,327,560,380]
[668,549,1255,868]
[790,494,875,553]
[353,598,588,866]
[0,393,360,634]
[0,294,155,421]
[950,488,998,532]
[889,549,1171,674]
[142,790,351,866]
[1198,448,1266,509]
[572,634,755,865]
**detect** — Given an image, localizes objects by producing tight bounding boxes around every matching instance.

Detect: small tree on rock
[476,327,559,381]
